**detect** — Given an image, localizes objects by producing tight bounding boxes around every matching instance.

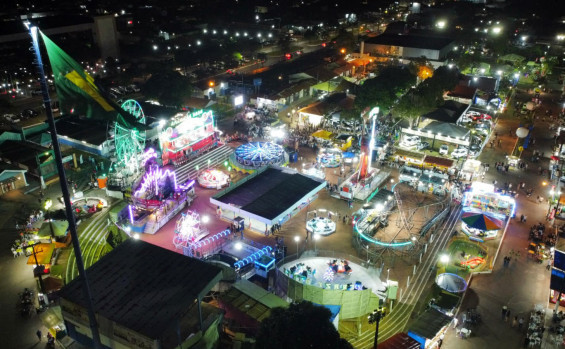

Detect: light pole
[314,233,320,253]
[294,236,300,256]
[386,268,390,286]
[368,307,386,349]
[440,254,450,273]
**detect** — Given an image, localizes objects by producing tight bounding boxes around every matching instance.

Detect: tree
[355,66,416,113]
[142,71,192,107]
[256,301,352,349]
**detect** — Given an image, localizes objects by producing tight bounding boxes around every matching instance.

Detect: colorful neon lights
[354,222,413,247]
[141,148,158,166]
[234,246,273,269]
[134,166,178,198]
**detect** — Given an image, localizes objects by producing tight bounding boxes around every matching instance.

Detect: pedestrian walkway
[442,91,557,348]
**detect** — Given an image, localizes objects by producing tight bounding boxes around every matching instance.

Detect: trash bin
[97,175,108,189]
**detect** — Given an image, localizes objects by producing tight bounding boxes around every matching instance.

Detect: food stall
[460,159,482,181]
[392,149,426,167]
[462,182,516,217]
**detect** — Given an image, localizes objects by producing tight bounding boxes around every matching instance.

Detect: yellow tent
[311,130,333,140]
[27,243,56,265]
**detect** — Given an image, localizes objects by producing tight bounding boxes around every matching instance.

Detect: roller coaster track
[348,205,462,348]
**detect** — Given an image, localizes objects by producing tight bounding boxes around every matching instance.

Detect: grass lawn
[444,239,488,274]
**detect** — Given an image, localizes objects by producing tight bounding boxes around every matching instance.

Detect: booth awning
[461,212,503,231]
[424,155,454,169]
[27,243,56,265]
[311,130,333,140]
[394,149,426,163]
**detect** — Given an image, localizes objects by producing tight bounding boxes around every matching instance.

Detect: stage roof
[58,240,222,340]
[213,167,325,222]
[380,332,420,349]
[220,280,289,322]
[408,308,452,340]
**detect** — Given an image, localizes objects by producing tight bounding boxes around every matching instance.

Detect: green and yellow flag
[40,32,141,129]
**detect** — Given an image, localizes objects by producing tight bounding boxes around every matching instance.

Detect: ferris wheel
[113,99,146,177]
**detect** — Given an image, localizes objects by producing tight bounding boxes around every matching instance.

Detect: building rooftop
[58,239,223,340]
[0,140,50,168]
[364,33,454,51]
[54,117,110,145]
[421,101,469,124]
[215,167,325,220]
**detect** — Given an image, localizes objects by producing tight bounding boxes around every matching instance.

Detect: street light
[368,307,386,349]
[294,236,300,256]
[314,233,320,253]
[386,268,390,285]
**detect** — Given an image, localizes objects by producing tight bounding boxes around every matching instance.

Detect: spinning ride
[197,169,229,189]
[317,148,342,168]
[235,142,285,168]
[112,99,146,180]
[173,210,208,249]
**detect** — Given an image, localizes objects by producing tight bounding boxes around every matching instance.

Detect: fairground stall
[392,149,426,167]
[462,182,516,217]
[417,170,449,196]
[399,166,422,184]
[460,159,482,181]
[159,109,218,166]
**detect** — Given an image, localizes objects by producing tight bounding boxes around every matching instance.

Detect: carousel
[197,169,230,189]
[306,210,337,236]
[234,142,286,168]
[173,210,209,249]
[317,148,343,168]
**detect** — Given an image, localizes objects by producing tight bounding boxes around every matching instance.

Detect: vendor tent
[311,130,333,140]
[27,243,56,265]
[38,220,69,238]
[435,273,468,293]
[461,212,503,231]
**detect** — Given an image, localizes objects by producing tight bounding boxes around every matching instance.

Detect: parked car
[439,144,449,155]
[128,84,140,92]
[417,141,430,150]
[3,114,20,123]
[451,147,469,159]
[469,143,481,157]
[399,136,421,148]
[21,109,39,118]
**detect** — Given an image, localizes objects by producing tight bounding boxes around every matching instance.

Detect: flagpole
[27,24,103,349]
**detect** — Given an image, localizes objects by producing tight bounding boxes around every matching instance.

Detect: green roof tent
[38,220,69,238]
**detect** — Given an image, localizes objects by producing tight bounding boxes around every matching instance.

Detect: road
[441,82,563,348]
